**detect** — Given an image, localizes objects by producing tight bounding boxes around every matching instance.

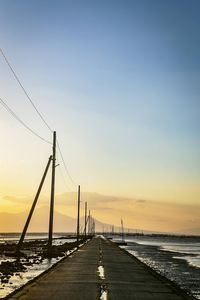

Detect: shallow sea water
[0,233,76,298]
[116,235,200,299]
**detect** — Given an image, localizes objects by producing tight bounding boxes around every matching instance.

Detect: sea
[113,234,200,299]
[0,233,77,299]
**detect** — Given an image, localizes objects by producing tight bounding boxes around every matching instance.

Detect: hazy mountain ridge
[2,192,200,235]
[0,206,199,235]
[0,206,76,233]
[0,206,157,234]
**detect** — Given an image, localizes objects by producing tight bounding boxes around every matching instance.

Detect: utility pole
[16,156,52,254]
[93,219,95,235]
[121,218,125,242]
[48,131,56,250]
[91,217,95,235]
[88,210,91,235]
[84,201,87,238]
[76,185,80,243]
[90,215,92,235]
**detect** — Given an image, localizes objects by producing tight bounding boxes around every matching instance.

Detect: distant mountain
[0,206,157,234]
[0,206,77,233]
[2,192,200,235]
[1,206,199,235]
[0,206,120,233]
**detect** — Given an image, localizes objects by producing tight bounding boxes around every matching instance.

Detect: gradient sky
[0,1,199,230]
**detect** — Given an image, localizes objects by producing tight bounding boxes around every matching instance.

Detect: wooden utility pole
[16,156,52,254]
[76,185,81,243]
[92,218,95,235]
[94,220,95,235]
[88,209,91,235]
[84,201,87,238]
[48,131,56,250]
[121,218,125,242]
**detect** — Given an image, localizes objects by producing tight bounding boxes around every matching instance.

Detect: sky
[0,0,199,233]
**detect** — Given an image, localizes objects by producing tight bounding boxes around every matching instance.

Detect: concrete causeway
[8,236,195,300]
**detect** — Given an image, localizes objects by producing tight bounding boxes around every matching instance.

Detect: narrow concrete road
[8,238,100,300]
[8,237,194,300]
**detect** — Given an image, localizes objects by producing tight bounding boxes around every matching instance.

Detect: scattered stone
[1,277,9,283]
[0,260,27,276]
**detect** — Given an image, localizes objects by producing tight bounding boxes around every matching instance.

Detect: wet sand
[0,238,86,298]
[122,241,200,299]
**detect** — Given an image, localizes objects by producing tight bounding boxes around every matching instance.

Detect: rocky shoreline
[0,237,88,297]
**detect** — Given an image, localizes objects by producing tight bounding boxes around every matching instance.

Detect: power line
[1,48,78,187]
[57,140,77,188]
[0,48,53,133]
[56,158,75,193]
[0,96,77,187]
[0,96,77,190]
[0,97,52,144]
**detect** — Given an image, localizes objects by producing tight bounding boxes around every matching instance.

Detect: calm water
[114,235,200,299]
[0,233,77,298]
[0,232,76,244]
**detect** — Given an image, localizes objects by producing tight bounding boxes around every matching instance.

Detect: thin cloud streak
[2,192,200,234]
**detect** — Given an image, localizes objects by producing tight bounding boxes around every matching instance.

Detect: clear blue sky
[0,0,199,205]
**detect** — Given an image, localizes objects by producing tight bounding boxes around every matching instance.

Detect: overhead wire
[0,97,52,144]
[56,159,75,193]
[57,141,77,188]
[0,48,53,133]
[1,48,78,188]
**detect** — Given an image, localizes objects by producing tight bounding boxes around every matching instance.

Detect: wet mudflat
[6,237,196,300]
[118,235,200,299]
[0,238,83,298]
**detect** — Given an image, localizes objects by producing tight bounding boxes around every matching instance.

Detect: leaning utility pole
[84,201,87,238]
[76,185,81,243]
[48,131,56,250]
[16,156,52,254]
